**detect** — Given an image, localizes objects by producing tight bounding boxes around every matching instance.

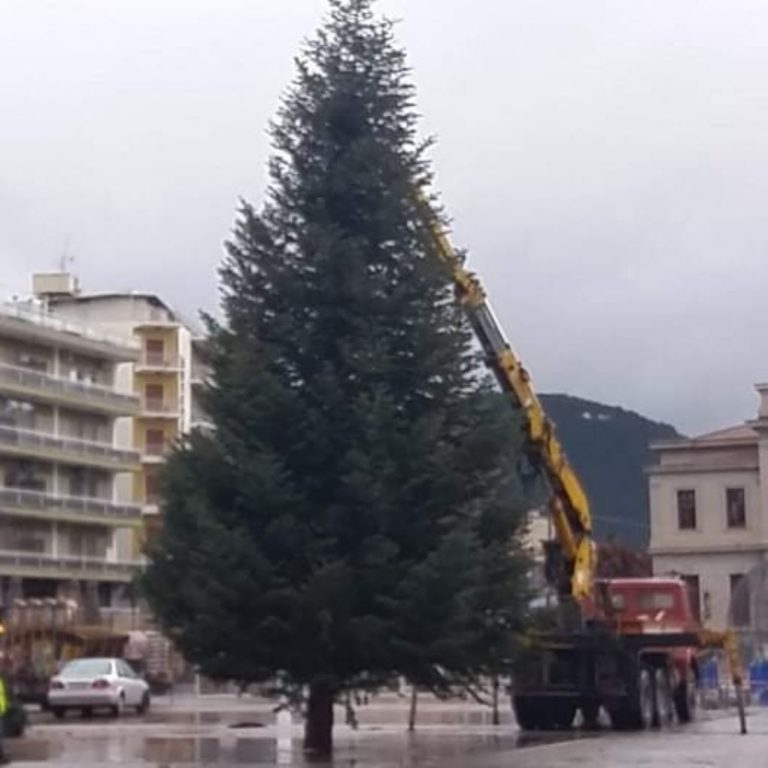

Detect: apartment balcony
[134,353,182,373]
[0,488,142,527]
[140,399,180,419]
[141,442,173,464]
[0,363,140,416]
[0,425,141,471]
[190,364,211,388]
[0,302,139,361]
[0,551,141,582]
[134,315,180,331]
[190,418,214,434]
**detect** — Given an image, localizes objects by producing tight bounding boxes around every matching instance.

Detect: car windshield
[59,659,113,678]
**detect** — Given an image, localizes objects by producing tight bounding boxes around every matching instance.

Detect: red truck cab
[601,577,699,633]
[591,577,701,717]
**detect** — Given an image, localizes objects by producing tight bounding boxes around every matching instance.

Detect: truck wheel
[674,668,697,723]
[653,669,673,727]
[609,666,653,730]
[580,701,600,730]
[513,696,544,730]
[546,701,576,730]
[639,668,654,728]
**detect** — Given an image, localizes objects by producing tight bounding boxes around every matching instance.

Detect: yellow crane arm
[416,194,595,600]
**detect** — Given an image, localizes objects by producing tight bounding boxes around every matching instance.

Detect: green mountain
[538,394,682,548]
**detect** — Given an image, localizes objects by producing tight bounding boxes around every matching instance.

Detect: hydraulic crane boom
[416,194,595,600]
[413,193,748,734]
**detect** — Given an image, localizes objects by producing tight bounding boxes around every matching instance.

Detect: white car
[47,657,150,719]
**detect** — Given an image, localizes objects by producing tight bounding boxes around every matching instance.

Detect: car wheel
[81,706,93,718]
[110,694,125,718]
[52,707,66,720]
[136,692,150,715]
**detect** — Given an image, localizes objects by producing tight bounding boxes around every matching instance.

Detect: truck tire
[673,668,697,723]
[608,666,653,730]
[653,668,673,727]
[513,696,545,730]
[513,696,575,731]
[547,701,576,730]
[580,701,601,730]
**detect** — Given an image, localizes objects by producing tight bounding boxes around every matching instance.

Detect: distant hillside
[539,394,682,548]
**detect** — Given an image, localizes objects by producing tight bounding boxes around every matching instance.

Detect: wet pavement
[1,695,762,766]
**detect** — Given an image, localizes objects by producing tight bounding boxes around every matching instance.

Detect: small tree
[596,539,652,578]
[142,0,528,754]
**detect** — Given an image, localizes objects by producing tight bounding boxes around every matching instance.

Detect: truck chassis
[513,628,741,731]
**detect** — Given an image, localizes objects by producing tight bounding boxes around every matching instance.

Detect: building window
[98,583,113,609]
[677,489,697,530]
[66,467,103,499]
[681,574,701,621]
[730,574,751,626]
[145,339,165,366]
[17,351,49,373]
[145,472,160,504]
[726,487,746,529]
[144,383,164,410]
[145,429,165,456]
[5,461,47,492]
[0,397,37,429]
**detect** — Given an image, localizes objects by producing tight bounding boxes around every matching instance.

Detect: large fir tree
[142,0,528,753]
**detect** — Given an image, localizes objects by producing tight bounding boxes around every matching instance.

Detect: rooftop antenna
[58,236,75,273]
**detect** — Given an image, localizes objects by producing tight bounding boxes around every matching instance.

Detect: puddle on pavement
[6,731,583,765]
[144,736,222,763]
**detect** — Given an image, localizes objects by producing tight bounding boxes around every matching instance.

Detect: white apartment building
[0,293,142,613]
[34,274,208,546]
[648,383,768,632]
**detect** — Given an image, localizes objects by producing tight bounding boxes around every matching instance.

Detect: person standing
[0,652,11,764]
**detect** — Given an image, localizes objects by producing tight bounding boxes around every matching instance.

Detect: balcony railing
[0,363,139,414]
[0,303,140,352]
[0,487,141,523]
[143,442,171,459]
[0,550,141,579]
[0,425,140,469]
[136,353,182,370]
[141,400,179,416]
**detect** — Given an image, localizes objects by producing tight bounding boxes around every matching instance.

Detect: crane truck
[415,192,746,732]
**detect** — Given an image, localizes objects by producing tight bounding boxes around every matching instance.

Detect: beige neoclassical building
[648,384,768,631]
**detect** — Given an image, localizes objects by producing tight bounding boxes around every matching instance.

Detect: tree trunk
[491,676,500,726]
[408,687,418,731]
[304,681,335,755]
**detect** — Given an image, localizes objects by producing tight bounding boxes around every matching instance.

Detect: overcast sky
[2,0,767,435]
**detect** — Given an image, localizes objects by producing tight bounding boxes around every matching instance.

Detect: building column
[753,384,768,545]
[51,522,59,558]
